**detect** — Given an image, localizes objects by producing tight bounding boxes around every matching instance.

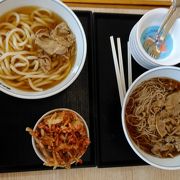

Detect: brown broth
[125,77,180,158]
[0,6,63,28]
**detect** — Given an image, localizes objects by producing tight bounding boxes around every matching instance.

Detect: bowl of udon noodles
[122,66,180,170]
[0,0,87,99]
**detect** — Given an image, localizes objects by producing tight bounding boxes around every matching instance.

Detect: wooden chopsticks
[110,36,126,107]
[110,36,132,107]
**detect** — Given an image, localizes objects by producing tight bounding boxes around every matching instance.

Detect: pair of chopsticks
[110,36,132,107]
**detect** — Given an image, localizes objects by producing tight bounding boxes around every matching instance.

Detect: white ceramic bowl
[129,8,180,69]
[32,108,90,167]
[122,66,180,170]
[0,0,87,99]
[129,24,155,69]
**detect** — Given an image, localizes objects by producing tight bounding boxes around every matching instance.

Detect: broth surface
[0,6,76,91]
[125,78,180,158]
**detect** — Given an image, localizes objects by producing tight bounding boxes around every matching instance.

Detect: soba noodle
[0,6,76,91]
[125,78,180,158]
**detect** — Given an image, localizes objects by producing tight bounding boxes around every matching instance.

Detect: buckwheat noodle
[125,78,180,158]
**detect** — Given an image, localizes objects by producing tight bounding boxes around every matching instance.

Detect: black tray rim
[0,10,97,173]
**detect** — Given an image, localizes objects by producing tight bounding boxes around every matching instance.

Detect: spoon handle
[159,7,180,42]
[157,3,176,37]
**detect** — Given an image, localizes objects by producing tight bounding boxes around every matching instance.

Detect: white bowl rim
[32,108,90,165]
[122,66,180,170]
[129,24,154,69]
[0,0,87,99]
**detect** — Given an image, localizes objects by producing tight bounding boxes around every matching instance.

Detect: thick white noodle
[0,8,74,91]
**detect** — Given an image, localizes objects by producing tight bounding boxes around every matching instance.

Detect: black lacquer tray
[0,10,161,173]
[94,12,147,167]
[94,12,180,168]
[0,11,96,173]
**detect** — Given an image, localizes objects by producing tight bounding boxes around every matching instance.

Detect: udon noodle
[0,6,76,91]
[125,78,180,158]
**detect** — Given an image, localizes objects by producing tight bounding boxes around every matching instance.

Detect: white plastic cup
[129,8,180,69]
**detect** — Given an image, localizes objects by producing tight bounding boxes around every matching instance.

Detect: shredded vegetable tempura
[26,110,90,168]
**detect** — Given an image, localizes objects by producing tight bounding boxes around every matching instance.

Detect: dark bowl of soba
[122,66,180,170]
[0,0,87,99]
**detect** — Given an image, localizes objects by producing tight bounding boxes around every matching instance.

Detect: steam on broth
[125,78,180,158]
[0,6,76,91]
